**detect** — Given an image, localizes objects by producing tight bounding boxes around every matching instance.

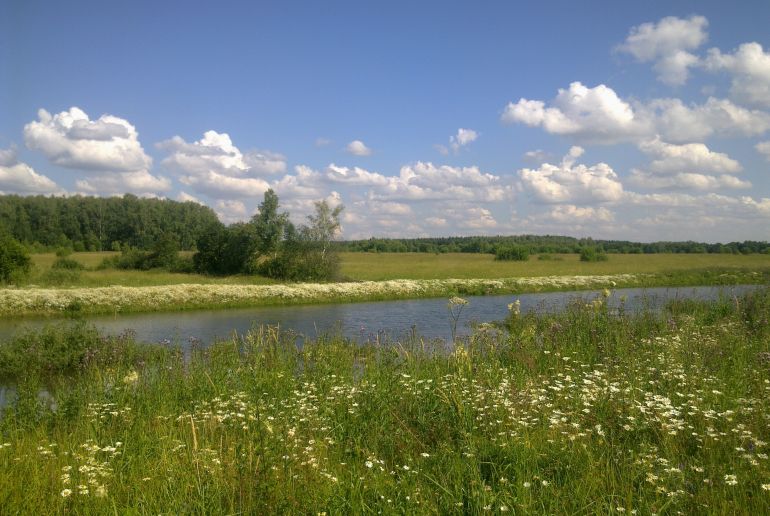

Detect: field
[23,251,770,286]
[0,251,764,317]
[1,288,769,513]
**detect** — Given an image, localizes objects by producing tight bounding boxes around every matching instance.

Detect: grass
[1,289,769,513]
[0,251,765,317]
[24,251,770,286]
[339,252,770,280]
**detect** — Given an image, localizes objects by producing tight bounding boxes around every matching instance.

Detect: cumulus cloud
[24,107,152,172]
[271,165,325,199]
[159,130,282,199]
[630,137,749,191]
[23,107,169,195]
[638,137,742,174]
[214,199,249,224]
[373,162,511,202]
[324,164,390,186]
[345,140,372,156]
[449,128,478,153]
[518,146,624,204]
[756,140,770,161]
[443,206,498,229]
[617,15,708,85]
[0,147,61,195]
[704,42,770,107]
[177,191,204,204]
[315,137,332,147]
[502,82,770,143]
[547,205,614,223]
[75,170,172,196]
[502,82,645,142]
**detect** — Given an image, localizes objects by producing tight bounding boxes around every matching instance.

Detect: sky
[1,0,770,243]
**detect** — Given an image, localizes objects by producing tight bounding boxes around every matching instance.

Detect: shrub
[55,246,73,258]
[495,245,530,261]
[580,246,608,262]
[0,233,31,284]
[52,257,84,270]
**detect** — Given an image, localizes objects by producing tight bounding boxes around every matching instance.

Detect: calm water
[0,285,760,346]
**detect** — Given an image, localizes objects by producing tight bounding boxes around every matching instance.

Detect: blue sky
[2,0,770,242]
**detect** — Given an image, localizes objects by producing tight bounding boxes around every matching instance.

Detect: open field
[0,251,765,317]
[1,289,769,513]
[339,252,770,280]
[23,251,770,287]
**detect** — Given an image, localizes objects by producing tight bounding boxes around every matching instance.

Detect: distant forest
[1,195,768,255]
[0,194,219,251]
[336,235,770,255]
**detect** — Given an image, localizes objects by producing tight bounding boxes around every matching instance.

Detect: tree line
[0,194,219,251]
[338,236,770,255]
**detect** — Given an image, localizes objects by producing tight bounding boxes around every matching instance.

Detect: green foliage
[0,322,162,381]
[0,231,31,284]
[0,193,219,250]
[251,189,289,264]
[55,246,73,258]
[2,290,770,513]
[51,257,85,270]
[580,246,609,262]
[495,245,530,261]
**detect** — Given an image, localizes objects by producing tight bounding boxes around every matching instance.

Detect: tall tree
[251,189,289,261]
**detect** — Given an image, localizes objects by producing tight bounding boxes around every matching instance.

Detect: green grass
[1,289,769,513]
[339,252,770,280]
[21,251,770,288]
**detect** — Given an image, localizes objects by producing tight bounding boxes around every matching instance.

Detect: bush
[40,268,82,285]
[52,257,84,270]
[55,246,73,258]
[580,246,608,262]
[0,233,31,284]
[495,245,530,261]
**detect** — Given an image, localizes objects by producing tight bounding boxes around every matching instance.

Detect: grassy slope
[1,290,769,513]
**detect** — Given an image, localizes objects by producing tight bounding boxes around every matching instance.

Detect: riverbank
[2,268,769,317]
[1,289,768,513]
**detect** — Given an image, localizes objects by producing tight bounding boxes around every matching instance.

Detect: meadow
[1,288,769,513]
[0,251,765,317]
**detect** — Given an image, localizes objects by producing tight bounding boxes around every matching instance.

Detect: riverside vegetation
[1,288,769,513]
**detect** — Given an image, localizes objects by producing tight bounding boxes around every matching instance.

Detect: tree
[0,231,31,284]
[305,200,343,262]
[251,189,289,262]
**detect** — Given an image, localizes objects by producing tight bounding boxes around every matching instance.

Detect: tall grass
[1,289,769,513]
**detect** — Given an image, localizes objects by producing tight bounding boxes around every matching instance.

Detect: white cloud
[214,199,249,224]
[315,137,332,147]
[23,107,170,195]
[449,128,478,153]
[271,165,325,199]
[617,15,708,85]
[324,163,390,186]
[502,82,644,142]
[75,170,172,196]
[374,162,511,202]
[756,140,770,161]
[630,137,748,191]
[443,206,498,229]
[704,42,770,107]
[345,140,372,156]
[518,147,624,204]
[629,171,751,191]
[502,82,770,143]
[24,107,152,172]
[638,137,742,175]
[547,205,614,223]
[177,191,204,204]
[159,130,282,199]
[0,147,61,195]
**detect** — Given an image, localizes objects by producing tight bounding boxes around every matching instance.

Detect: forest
[0,194,219,251]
